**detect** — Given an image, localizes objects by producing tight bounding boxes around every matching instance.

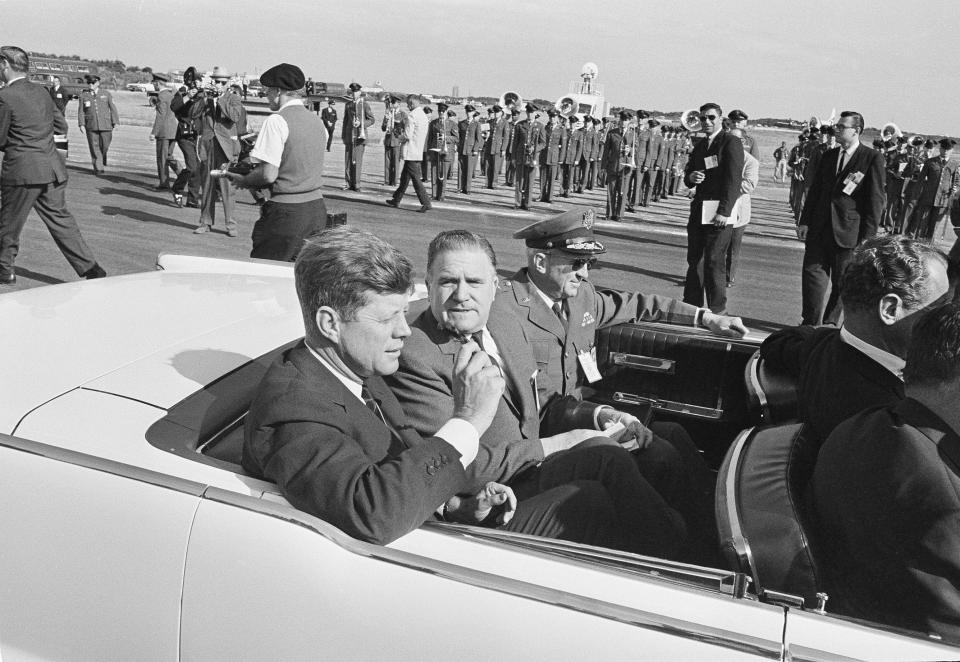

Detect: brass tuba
[499,91,522,112]
[680,109,702,133]
[555,96,577,118]
[881,122,903,139]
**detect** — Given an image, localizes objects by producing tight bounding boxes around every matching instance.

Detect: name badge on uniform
[56,93,62,98]
[842,171,864,196]
[704,155,719,170]
[83,100,91,108]
[578,348,602,383]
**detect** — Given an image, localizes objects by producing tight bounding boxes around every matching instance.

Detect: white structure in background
[554,62,609,122]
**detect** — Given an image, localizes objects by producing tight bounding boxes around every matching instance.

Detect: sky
[6,0,959,135]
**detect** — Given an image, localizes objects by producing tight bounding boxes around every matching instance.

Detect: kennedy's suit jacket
[0,77,69,186]
[683,130,745,218]
[242,342,466,545]
[387,301,598,494]
[499,268,699,402]
[799,143,885,248]
[813,398,960,642]
[759,325,904,446]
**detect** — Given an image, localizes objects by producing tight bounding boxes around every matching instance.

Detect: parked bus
[27,55,98,99]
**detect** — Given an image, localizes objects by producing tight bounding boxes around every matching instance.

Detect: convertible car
[0,254,955,661]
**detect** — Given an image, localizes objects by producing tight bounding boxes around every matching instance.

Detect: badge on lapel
[581,311,596,327]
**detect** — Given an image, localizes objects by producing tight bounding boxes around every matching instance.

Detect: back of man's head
[295,226,412,342]
[903,301,960,389]
[0,46,28,73]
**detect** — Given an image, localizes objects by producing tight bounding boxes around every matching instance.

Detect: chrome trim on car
[613,391,725,420]
[747,352,770,420]
[722,427,755,573]
[202,486,784,660]
[610,352,676,374]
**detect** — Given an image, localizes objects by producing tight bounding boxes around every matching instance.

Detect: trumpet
[619,120,637,172]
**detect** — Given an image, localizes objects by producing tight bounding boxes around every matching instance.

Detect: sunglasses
[700,114,719,121]
[570,257,599,270]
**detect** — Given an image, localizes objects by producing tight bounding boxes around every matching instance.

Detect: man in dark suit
[244,226,624,548]
[0,46,104,285]
[341,83,375,192]
[812,301,960,643]
[683,103,745,314]
[798,110,885,326]
[761,236,952,447]
[320,99,337,152]
[388,230,690,558]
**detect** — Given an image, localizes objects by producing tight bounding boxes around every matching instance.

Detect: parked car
[0,254,956,661]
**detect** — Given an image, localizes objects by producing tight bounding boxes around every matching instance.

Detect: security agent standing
[77,74,119,174]
[483,104,508,189]
[320,98,337,152]
[511,103,546,210]
[457,104,482,194]
[224,63,327,261]
[341,82,375,191]
[148,72,181,190]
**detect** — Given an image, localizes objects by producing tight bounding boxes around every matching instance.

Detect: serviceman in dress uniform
[788,133,807,218]
[727,109,760,160]
[511,103,545,210]
[652,124,673,203]
[457,104,482,194]
[575,117,595,193]
[320,98,337,151]
[639,118,662,207]
[626,110,651,212]
[483,104,508,189]
[503,108,520,187]
[148,72,180,190]
[907,138,959,241]
[559,116,582,198]
[601,110,635,221]
[77,74,119,174]
[426,103,458,201]
[341,82,375,192]
[381,95,404,186]
[539,109,565,203]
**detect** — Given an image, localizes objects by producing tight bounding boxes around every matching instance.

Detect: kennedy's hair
[904,301,960,387]
[426,230,497,275]
[295,226,412,336]
[840,236,947,313]
[0,46,28,73]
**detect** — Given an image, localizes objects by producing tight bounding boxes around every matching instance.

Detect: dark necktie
[837,151,846,174]
[472,330,501,373]
[552,300,568,323]
[361,385,405,446]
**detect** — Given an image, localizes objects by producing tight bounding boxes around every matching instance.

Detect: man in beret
[511,103,546,210]
[483,104,508,189]
[341,82,375,192]
[381,95,403,186]
[77,73,119,174]
[457,104,482,195]
[148,72,181,190]
[224,62,327,261]
[320,98,337,152]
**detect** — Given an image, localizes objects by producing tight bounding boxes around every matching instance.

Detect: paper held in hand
[700,198,742,225]
[600,421,640,452]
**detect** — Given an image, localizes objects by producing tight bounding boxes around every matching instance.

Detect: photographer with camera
[223,63,326,261]
[169,66,204,208]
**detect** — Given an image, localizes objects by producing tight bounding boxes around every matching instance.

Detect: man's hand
[452,340,505,436]
[445,482,517,525]
[78,126,85,135]
[689,169,705,184]
[540,428,603,456]
[223,171,247,190]
[701,311,749,337]
[597,408,654,449]
[796,225,808,241]
[711,213,729,227]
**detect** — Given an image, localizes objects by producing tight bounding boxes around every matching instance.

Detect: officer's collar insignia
[582,312,596,326]
[581,209,595,229]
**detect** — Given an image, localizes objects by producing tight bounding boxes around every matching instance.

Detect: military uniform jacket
[562,128,583,165]
[427,117,459,160]
[917,156,959,207]
[634,130,651,169]
[485,118,508,155]
[580,128,596,160]
[500,268,700,401]
[503,120,516,155]
[511,119,546,166]
[541,123,565,166]
[381,108,405,147]
[340,98,375,143]
[644,133,663,170]
[601,126,638,174]
[655,136,672,170]
[457,118,482,156]
[78,88,118,131]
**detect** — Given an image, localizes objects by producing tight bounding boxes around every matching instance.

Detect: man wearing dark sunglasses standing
[797,111,885,326]
[682,103,745,315]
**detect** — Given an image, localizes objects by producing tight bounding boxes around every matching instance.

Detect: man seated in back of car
[812,301,960,643]
[760,236,953,449]
[243,226,630,548]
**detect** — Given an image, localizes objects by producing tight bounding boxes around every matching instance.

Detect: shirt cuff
[435,418,480,468]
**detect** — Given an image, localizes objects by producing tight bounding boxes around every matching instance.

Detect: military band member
[427,103,459,201]
[421,106,433,182]
[457,104,482,195]
[601,110,635,222]
[575,117,594,193]
[882,136,909,232]
[320,98,337,151]
[483,104,508,189]
[341,82,375,192]
[788,134,808,219]
[627,110,651,211]
[726,109,760,160]
[539,109,565,203]
[77,74,118,174]
[381,95,404,186]
[652,124,673,202]
[907,138,959,241]
[512,103,546,210]
[504,108,520,187]
[560,116,583,197]
[639,118,662,207]
[898,138,930,234]
[596,117,609,188]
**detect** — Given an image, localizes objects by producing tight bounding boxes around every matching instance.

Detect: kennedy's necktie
[361,385,405,446]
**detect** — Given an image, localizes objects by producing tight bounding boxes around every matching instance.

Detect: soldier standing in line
[77,74,118,175]
[907,138,958,242]
[511,103,545,210]
[639,118,662,207]
[457,104,482,195]
[560,116,583,197]
[539,109,565,203]
[596,117,609,188]
[381,95,404,186]
[602,110,636,222]
[503,108,520,187]
[626,110,651,212]
[341,82,375,192]
[427,103,458,201]
[483,104,508,189]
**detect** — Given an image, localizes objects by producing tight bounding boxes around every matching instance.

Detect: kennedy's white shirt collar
[305,342,364,401]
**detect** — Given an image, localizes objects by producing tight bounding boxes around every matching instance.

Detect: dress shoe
[185,200,200,209]
[385,198,399,208]
[418,205,431,213]
[227,228,238,238]
[82,264,106,280]
[194,225,209,234]
[156,183,170,190]
[0,272,15,285]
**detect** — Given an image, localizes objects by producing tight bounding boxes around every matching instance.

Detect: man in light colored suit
[386,94,432,213]
[149,73,181,190]
[195,68,245,237]
[0,45,104,285]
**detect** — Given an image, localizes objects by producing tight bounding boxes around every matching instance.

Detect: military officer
[539,109,565,203]
[341,82,375,192]
[457,104,482,194]
[511,103,546,210]
[427,103,459,201]
[483,104,508,189]
[77,74,119,174]
[503,108,519,186]
[652,124,673,202]
[596,118,610,188]
[727,109,760,160]
[575,117,595,193]
[601,110,636,222]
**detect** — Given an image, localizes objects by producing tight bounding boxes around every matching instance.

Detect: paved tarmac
[5,123,954,334]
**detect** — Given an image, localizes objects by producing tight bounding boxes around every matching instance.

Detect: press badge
[704,155,719,170]
[842,171,864,196]
[83,100,91,108]
[578,348,602,383]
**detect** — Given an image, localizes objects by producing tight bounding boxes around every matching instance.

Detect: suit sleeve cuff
[435,418,480,468]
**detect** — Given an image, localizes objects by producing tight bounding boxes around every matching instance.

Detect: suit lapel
[835,145,860,187]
